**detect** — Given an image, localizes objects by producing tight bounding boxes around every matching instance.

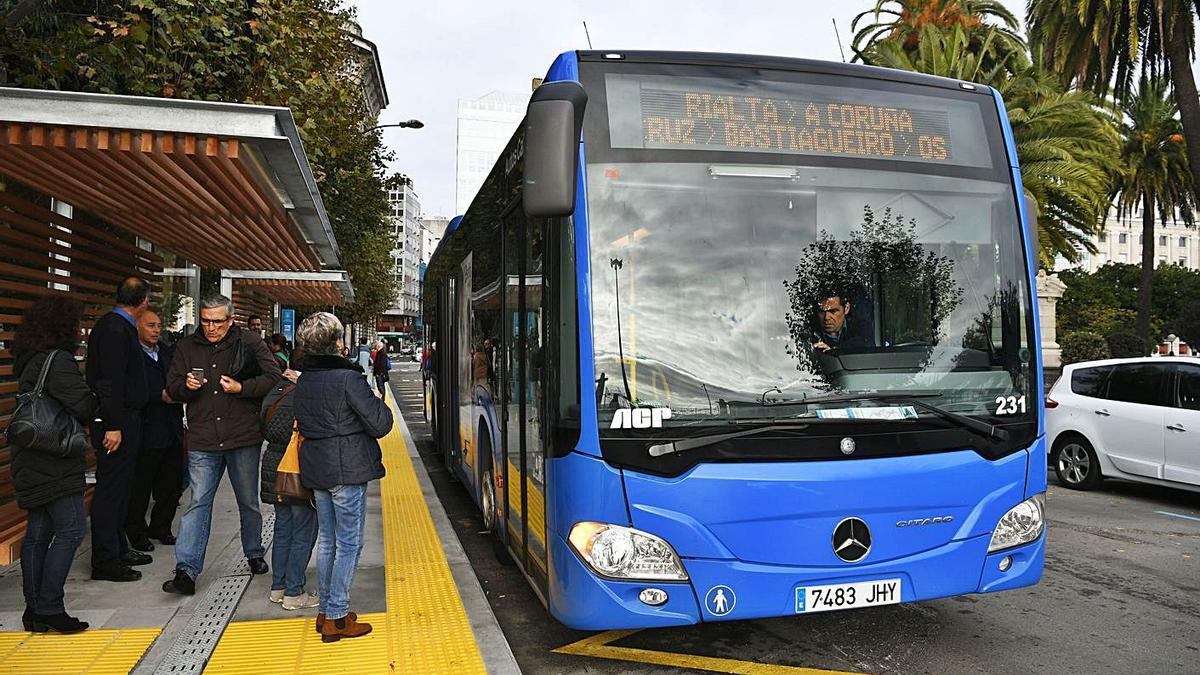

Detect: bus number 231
[994,395,1027,415]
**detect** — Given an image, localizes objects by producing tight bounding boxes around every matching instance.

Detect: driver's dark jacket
[816,320,871,349]
[167,326,281,452]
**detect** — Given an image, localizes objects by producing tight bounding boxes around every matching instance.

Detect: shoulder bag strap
[32,350,59,396]
[264,383,297,425]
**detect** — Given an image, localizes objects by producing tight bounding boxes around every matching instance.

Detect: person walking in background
[371,341,390,400]
[260,352,320,611]
[12,296,98,633]
[269,333,290,372]
[125,310,185,552]
[247,315,264,338]
[294,313,392,642]
[86,277,152,582]
[354,338,371,379]
[162,294,281,595]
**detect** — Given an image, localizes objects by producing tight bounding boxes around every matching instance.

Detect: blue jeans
[271,503,317,596]
[314,484,367,620]
[21,493,86,614]
[175,446,265,579]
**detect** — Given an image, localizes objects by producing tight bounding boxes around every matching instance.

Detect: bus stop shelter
[0,86,352,563]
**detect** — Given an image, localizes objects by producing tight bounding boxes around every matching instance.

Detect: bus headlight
[988,494,1045,553]
[568,522,688,581]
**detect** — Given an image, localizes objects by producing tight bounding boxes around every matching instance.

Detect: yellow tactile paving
[206,410,487,674]
[207,613,388,672]
[0,627,160,675]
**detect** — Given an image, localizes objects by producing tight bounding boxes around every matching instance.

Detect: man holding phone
[164,294,281,595]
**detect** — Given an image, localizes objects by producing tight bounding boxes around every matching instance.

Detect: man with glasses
[162,294,281,595]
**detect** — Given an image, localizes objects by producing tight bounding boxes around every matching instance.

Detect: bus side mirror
[523,81,587,218]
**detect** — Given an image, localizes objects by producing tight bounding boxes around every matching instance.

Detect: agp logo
[610,408,673,429]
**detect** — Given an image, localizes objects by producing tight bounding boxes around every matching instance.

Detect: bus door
[440,276,459,472]
[502,205,524,565]
[500,202,549,584]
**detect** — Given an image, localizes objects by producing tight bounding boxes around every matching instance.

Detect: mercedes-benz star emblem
[840,437,856,455]
[833,517,872,563]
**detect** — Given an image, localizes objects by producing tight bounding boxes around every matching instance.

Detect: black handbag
[6,351,89,458]
[229,332,263,381]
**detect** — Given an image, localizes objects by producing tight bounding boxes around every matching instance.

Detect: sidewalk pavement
[0,383,517,674]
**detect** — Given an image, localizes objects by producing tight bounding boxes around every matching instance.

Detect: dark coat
[141,344,184,449]
[13,350,99,509]
[85,310,149,442]
[166,325,281,452]
[294,354,392,489]
[259,380,297,505]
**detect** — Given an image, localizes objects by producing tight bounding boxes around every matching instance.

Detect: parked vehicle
[1046,357,1200,492]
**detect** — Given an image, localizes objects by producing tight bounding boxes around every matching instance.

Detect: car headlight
[988,493,1045,553]
[568,522,688,581]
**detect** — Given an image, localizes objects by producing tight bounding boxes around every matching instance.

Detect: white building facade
[455,91,526,215]
[420,216,450,264]
[382,175,421,335]
[1057,212,1199,272]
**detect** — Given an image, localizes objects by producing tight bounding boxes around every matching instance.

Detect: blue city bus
[423,50,1045,630]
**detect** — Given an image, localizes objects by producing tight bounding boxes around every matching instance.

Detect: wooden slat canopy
[235,278,346,306]
[0,123,319,271]
[0,88,348,564]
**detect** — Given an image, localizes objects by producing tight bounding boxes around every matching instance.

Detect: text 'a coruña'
[642,91,950,161]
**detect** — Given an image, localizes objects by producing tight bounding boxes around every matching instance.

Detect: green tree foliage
[851,0,1027,80]
[1113,77,1195,342]
[1176,301,1200,347]
[1105,330,1149,357]
[854,13,1120,268]
[1057,262,1200,341]
[0,0,397,322]
[1026,0,1200,224]
[999,56,1120,267]
[1060,331,1111,364]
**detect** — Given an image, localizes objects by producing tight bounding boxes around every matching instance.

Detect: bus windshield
[584,67,1036,433]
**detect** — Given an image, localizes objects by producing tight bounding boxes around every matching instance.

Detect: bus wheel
[482,467,515,566]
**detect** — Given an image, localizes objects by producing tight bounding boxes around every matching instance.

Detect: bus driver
[812,293,869,352]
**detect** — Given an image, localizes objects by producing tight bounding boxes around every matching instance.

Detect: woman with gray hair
[292,312,392,642]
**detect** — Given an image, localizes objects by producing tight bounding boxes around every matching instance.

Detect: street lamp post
[371,119,424,132]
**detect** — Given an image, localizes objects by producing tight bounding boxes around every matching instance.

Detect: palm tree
[852,0,1026,76]
[1027,0,1200,222]
[1001,58,1121,268]
[1113,77,1196,343]
[868,22,1024,85]
[867,31,1119,266]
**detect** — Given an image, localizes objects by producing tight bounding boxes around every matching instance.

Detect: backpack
[260,381,297,445]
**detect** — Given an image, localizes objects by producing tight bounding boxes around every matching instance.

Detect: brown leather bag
[273,422,312,502]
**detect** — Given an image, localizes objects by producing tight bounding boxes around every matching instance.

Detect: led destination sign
[605,74,992,168]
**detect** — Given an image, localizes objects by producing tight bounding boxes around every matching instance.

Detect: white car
[1046,356,1200,492]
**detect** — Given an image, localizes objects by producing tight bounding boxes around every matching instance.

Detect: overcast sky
[355,0,1028,217]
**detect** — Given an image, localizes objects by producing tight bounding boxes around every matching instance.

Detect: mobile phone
[190,368,206,381]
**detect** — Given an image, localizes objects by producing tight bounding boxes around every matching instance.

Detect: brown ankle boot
[320,613,372,643]
[315,611,357,634]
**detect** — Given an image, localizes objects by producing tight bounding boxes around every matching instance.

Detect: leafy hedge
[1105,331,1149,358]
[1061,331,1111,364]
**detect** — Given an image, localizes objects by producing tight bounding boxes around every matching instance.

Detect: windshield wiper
[787,392,1009,442]
[648,423,810,457]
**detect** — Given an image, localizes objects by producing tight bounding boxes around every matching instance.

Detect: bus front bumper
[548,530,1044,630]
